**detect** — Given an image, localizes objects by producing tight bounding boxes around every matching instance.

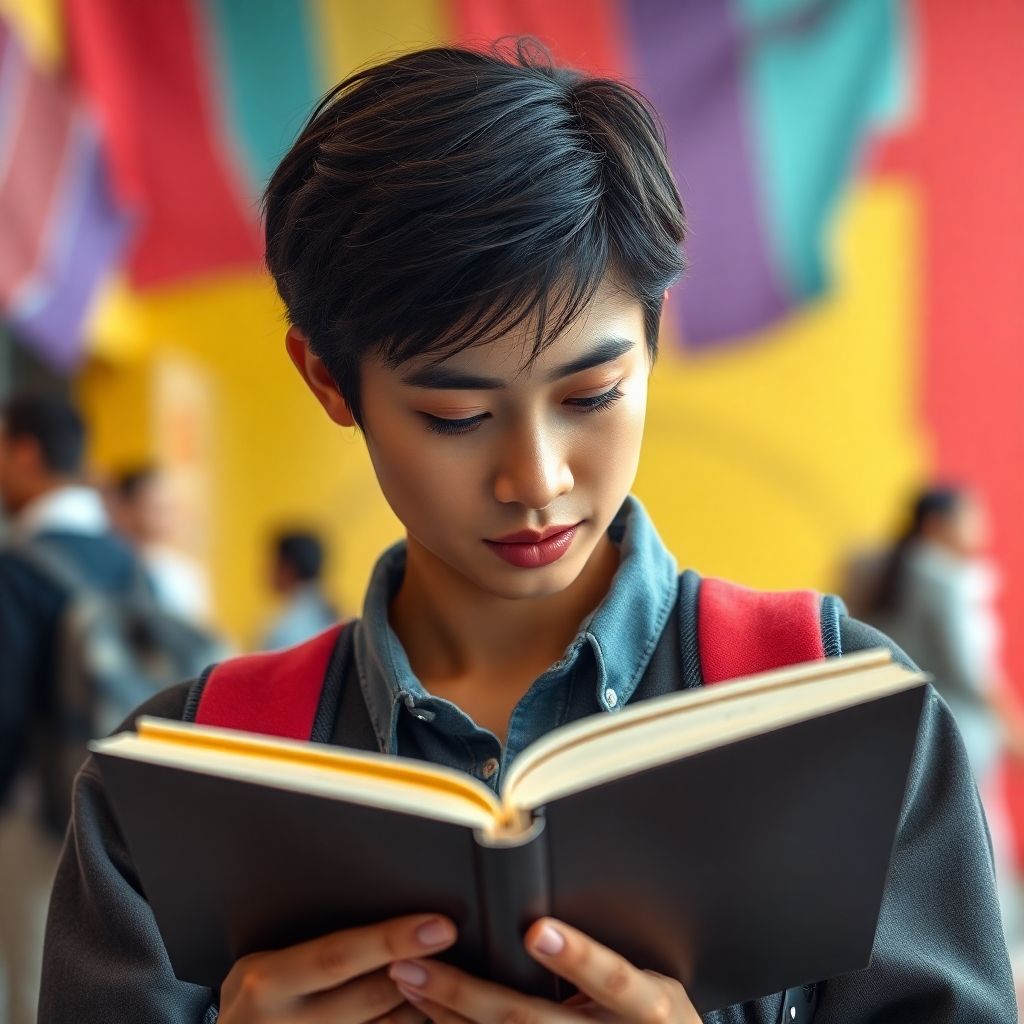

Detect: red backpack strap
[194,624,346,740]
[698,577,826,685]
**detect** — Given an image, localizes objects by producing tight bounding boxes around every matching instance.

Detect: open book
[91,649,927,1012]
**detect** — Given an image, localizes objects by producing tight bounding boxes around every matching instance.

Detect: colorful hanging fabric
[0,18,130,368]
[63,0,261,288]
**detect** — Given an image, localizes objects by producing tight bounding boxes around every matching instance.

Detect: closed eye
[421,382,624,436]
[565,382,625,412]
[422,412,489,436]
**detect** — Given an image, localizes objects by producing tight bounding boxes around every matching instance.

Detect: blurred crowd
[0,389,342,1024]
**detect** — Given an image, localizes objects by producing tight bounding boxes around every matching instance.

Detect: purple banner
[623,0,791,347]
[8,114,132,369]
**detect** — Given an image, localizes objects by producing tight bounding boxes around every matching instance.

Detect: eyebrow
[401,337,636,390]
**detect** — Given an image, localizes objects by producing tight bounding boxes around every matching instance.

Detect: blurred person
[37,42,1015,1024]
[852,486,1024,960]
[108,464,213,625]
[0,392,141,1024]
[0,395,226,1024]
[259,529,339,650]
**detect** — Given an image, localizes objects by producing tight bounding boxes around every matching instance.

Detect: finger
[393,988,472,1024]
[562,991,593,1008]
[525,918,686,1020]
[369,1000,431,1024]
[389,959,576,1024]
[236,914,456,1003]
[296,967,405,1023]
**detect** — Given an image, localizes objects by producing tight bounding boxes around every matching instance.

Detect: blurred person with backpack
[849,486,1024,970]
[259,529,340,651]
[0,392,223,1024]
[851,487,1024,778]
[107,463,214,626]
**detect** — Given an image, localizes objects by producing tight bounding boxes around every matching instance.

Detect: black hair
[263,39,686,425]
[1,391,86,475]
[868,486,966,616]
[275,531,326,582]
[114,464,159,502]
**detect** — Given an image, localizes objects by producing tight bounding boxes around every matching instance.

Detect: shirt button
[604,687,618,708]
[482,758,499,779]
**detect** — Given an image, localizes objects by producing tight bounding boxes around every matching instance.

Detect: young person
[0,393,141,1024]
[39,41,1015,1023]
[259,529,340,651]
[108,464,214,626]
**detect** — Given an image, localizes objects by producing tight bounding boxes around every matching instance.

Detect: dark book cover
[94,684,926,1013]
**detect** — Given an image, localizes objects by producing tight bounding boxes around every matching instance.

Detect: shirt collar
[353,495,679,751]
[582,496,679,711]
[12,485,110,542]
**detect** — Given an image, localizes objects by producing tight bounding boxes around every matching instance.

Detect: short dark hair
[112,464,161,503]
[867,485,968,616]
[264,39,686,425]
[275,531,326,582]
[113,464,159,502]
[1,392,86,474]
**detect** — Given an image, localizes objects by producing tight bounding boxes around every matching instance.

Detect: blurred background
[1,0,1023,1018]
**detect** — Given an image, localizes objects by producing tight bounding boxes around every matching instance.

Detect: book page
[97,720,503,829]
[505,652,923,810]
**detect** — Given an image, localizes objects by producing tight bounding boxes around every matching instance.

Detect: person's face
[133,477,174,544]
[947,494,990,558]
[0,427,13,514]
[270,554,298,595]
[924,494,990,559]
[0,427,38,516]
[292,279,651,601]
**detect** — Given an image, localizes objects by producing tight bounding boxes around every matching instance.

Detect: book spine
[473,813,557,999]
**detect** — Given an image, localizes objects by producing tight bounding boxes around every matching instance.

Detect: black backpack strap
[331,625,381,751]
[820,593,845,658]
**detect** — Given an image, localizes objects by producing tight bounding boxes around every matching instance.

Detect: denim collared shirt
[351,495,678,791]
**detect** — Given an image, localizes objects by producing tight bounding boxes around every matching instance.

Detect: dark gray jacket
[38,582,1016,1022]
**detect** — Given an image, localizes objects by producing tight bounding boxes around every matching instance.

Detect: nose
[492,420,574,510]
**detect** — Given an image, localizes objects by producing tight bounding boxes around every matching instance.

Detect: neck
[11,475,76,517]
[389,532,620,693]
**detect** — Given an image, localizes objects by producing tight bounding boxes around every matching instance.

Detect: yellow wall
[637,179,927,592]
[79,177,924,645]
[81,273,402,647]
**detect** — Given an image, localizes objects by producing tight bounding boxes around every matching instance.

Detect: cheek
[571,388,647,484]
[363,420,478,526]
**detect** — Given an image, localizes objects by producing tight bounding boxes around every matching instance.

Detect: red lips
[491,524,579,544]
[484,522,582,569]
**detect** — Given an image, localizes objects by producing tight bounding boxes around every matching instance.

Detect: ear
[285,327,356,428]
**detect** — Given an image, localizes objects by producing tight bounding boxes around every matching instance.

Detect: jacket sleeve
[37,685,218,1024]
[811,617,1017,1022]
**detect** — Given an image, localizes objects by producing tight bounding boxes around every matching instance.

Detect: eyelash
[423,383,625,436]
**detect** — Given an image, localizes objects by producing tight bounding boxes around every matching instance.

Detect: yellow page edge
[133,717,502,820]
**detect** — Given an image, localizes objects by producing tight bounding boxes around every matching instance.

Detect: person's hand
[387,917,700,1022]
[219,913,457,1023]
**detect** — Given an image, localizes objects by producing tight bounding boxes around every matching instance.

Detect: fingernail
[390,960,430,988]
[532,923,565,956]
[415,917,454,947]
[397,984,426,1004]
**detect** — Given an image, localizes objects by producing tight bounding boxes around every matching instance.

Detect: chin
[474,556,589,601]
